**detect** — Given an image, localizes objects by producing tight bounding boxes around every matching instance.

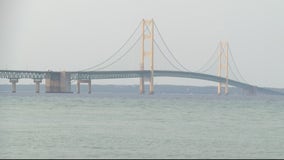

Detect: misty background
[0,0,283,88]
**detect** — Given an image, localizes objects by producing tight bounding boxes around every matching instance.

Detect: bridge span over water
[1,19,282,95]
[0,70,282,95]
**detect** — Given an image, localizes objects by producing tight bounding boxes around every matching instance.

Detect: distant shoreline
[1,84,283,95]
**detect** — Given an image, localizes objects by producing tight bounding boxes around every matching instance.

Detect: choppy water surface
[0,93,284,158]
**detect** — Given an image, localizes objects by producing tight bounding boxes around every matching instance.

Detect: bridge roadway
[0,69,282,95]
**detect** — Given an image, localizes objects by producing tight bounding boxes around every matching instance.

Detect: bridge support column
[140,78,145,94]
[9,79,18,93]
[77,81,80,94]
[77,80,91,94]
[217,41,229,95]
[34,79,42,93]
[88,81,91,94]
[140,19,154,95]
[149,72,154,95]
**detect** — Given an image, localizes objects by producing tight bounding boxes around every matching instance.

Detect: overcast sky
[0,0,284,88]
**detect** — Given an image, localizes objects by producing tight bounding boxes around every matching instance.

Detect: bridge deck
[0,70,282,95]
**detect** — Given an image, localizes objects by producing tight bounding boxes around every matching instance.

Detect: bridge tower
[217,41,229,95]
[140,19,154,94]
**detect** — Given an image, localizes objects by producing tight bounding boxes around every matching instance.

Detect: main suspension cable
[153,22,191,72]
[79,21,142,71]
[154,40,183,71]
[228,47,248,83]
[195,45,219,73]
[94,35,142,71]
[229,63,241,82]
[199,58,218,74]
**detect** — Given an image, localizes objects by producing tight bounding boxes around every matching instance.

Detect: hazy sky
[0,0,284,87]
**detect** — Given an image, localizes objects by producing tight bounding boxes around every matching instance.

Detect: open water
[0,93,284,158]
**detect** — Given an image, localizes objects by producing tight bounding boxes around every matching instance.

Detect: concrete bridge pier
[45,71,71,93]
[9,79,18,93]
[77,80,91,94]
[139,78,145,94]
[76,81,80,94]
[34,79,42,93]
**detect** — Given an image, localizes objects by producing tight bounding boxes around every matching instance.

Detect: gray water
[0,93,284,158]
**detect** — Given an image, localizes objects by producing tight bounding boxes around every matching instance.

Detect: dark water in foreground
[0,93,284,158]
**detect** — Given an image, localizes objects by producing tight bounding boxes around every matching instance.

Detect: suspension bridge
[0,19,282,95]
